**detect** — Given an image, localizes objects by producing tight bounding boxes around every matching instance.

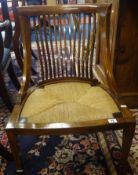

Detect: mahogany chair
[6,4,136,175]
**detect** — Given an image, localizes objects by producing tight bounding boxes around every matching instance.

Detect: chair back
[17,4,112,94]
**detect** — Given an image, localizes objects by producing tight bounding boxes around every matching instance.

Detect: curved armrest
[101,5,120,98]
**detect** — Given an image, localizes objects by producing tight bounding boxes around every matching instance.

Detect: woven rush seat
[21,82,119,124]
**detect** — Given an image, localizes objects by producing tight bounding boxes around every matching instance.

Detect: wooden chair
[6,4,136,175]
[0,1,20,111]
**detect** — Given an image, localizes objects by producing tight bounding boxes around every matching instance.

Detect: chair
[0,0,20,111]
[6,4,136,175]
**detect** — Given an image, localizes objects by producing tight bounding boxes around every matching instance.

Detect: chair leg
[7,61,20,90]
[6,130,24,175]
[119,123,135,175]
[0,72,13,111]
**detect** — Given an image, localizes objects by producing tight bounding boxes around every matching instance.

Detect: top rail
[17,4,111,16]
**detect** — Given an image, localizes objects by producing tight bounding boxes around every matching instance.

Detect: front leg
[119,123,135,175]
[6,129,24,175]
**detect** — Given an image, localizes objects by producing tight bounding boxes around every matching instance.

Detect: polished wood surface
[113,0,138,107]
[6,4,136,175]
[114,0,138,92]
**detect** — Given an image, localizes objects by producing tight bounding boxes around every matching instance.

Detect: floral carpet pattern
[23,134,109,175]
